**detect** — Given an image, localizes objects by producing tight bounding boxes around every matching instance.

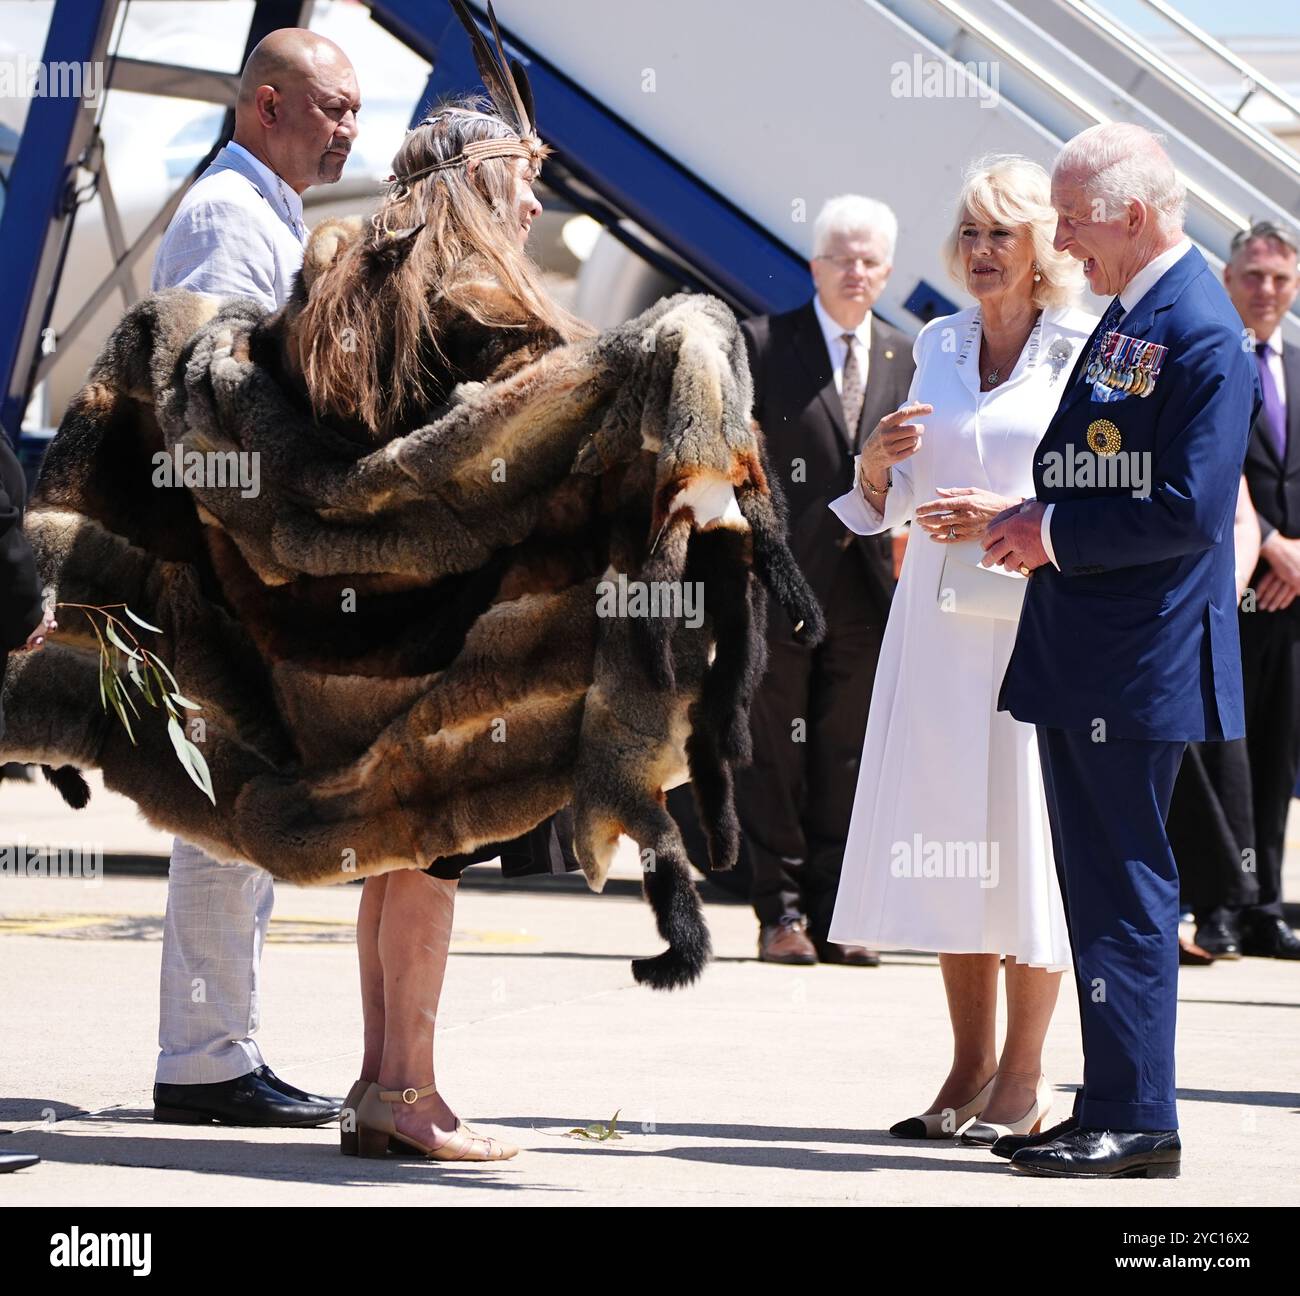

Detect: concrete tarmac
[1,774,1298,1207]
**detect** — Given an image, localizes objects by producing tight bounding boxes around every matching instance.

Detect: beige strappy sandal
[355,1081,518,1161]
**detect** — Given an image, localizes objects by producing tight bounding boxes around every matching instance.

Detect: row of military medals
[1086,330,1167,397]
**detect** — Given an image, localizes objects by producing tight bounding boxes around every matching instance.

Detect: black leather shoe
[255,1065,342,1113]
[0,1152,40,1173]
[814,939,881,967]
[1194,919,1240,959]
[1240,916,1300,960]
[991,1114,1078,1159]
[1010,1126,1180,1178]
[154,1070,339,1127]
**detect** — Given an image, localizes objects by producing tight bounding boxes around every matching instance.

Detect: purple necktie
[1256,341,1287,460]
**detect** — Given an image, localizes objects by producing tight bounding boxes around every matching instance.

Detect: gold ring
[1018,564,1030,576]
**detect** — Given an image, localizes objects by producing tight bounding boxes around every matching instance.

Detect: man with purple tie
[1201,221,1300,961]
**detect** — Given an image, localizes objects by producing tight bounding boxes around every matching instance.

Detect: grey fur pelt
[1,244,823,987]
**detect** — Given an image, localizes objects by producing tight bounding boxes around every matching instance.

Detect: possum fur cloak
[0,220,824,988]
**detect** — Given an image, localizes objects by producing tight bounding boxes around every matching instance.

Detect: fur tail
[43,764,91,809]
[631,851,712,990]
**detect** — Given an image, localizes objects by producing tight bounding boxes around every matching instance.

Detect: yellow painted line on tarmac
[0,910,538,946]
[0,914,117,936]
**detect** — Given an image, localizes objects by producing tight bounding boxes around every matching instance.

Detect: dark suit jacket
[1243,343,1300,623]
[1001,246,1259,742]
[0,435,45,742]
[741,301,915,625]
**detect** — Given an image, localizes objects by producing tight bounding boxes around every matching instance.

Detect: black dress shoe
[814,939,881,967]
[991,1114,1078,1159]
[255,1065,342,1114]
[1194,919,1240,959]
[1010,1126,1180,1178]
[1241,916,1300,960]
[0,1152,40,1173]
[154,1070,339,1127]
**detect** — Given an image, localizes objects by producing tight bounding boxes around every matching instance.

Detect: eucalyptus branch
[58,602,215,805]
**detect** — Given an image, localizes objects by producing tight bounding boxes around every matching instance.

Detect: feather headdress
[392,0,545,188]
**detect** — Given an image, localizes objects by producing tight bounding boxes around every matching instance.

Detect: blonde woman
[828,156,1095,1145]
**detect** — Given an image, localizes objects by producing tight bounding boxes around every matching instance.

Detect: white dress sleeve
[828,322,930,536]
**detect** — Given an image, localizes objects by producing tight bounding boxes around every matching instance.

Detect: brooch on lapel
[1086,418,1122,456]
[1087,331,1167,400]
[1046,337,1074,384]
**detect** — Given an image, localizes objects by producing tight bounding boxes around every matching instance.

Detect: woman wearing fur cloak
[5,3,825,1161]
[309,93,598,1161]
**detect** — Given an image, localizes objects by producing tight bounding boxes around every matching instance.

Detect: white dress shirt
[813,294,872,439]
[1041,238,1194,567]
[152,141,309,312]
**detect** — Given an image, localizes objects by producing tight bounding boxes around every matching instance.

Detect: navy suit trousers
[1037,727,1186,1131]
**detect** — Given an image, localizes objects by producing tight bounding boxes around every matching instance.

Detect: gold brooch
[1086,418,1121,456]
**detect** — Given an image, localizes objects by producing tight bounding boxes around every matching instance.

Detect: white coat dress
[827,304,1096,969]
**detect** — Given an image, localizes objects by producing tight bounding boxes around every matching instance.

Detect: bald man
[153,27,358,308]
[149,29,359,1127]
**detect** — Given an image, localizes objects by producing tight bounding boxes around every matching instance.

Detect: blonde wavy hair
[296,95,594,437]
[943,153,1083,310]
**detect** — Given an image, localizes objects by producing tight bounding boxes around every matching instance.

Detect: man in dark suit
[1194,221,1300,961]
[0,428,55,1174]
[736,196,915,965]
[986,124,1258,1178]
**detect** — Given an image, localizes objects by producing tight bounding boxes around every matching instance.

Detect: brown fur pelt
[1,220,823,988]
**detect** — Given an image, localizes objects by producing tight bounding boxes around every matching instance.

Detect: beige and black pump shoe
[889,1075,997,1139]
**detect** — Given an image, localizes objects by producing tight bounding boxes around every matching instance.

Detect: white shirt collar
[1119,237,1193,316]
[226,140,305,235]
[813,293,872,357]
[1265,326,1284,356]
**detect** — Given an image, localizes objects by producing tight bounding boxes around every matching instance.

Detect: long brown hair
[297,95,593,436]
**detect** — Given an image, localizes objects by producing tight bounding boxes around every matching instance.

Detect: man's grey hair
[1230,219,1299,262]
[1053,123,1186,230]
[812,195,899,262]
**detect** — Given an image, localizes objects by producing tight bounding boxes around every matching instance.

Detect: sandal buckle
[400,1087,419,1104]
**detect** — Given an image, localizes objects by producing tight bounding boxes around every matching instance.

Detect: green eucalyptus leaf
[124,606,163,634]
[167,717,215,805]
[169,692,201,711]
[152,655,182,694]
[104,620,140,660]
[118,675,141,718]
[183,738,215,805]
[107,675,136,743]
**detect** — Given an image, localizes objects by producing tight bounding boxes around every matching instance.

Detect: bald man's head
[233,28,360,195]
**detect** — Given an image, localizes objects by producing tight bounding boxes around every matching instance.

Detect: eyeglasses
[815,255,880,272]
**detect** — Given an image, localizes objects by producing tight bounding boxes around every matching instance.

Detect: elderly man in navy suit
[982,124,1259,1178]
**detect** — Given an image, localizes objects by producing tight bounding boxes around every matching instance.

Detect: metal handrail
[887,0,1253,232]
[1115,0,1300,126]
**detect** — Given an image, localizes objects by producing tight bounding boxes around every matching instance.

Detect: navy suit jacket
[999,246,1260,742]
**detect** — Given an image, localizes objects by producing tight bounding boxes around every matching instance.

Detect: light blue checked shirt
[152,141,309,311]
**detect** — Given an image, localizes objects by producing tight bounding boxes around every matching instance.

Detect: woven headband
[389,134,544,188]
